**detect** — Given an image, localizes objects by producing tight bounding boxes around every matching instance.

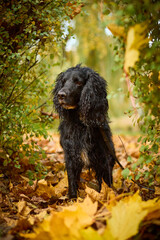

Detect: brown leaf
[53,172,68,198]
[17,201,32,217]
[11,218,32,234]
[35,179,56,200]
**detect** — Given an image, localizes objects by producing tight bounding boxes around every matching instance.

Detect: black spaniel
[53,64,116,198]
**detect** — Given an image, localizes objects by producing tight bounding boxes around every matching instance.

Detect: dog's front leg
[65,156,78,199]
[65,153,83,199]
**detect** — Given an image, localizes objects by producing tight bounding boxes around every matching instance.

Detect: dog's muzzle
[58,91,76,109]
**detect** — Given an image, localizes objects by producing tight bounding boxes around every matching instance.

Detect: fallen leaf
[145,209,160,221]
[155,186,160,195]
[35,210,48,222]
[85,185,101,201]
[78,195,98,216]
[9,181,13,191]
[0,193,2,203]
[17,201,26,214]
[53,172,68,198]
[35,179,56,199]
[17,200,32,217]
[103,192,160,240]
[11,218,32,234]
[21,196,97,239]
[80,227,103,240]
[21,199,94,239]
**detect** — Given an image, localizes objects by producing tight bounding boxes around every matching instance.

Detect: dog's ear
[53,72,64,115]
[79,71,109,126]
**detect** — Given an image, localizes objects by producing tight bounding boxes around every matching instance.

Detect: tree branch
[124,69,138,115]
[8,71,46,106]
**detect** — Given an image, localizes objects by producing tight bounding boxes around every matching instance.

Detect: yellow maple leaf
[124,23,149,73]
[85,185,101,201]
[103,192,160,240]
[80,227,103,240]
[21,196,95,240]
[85,180,115,202]
[21,213,74,240]
[76,195,98,217]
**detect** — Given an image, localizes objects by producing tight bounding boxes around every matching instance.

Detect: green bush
[104,0,160,185]
[0,0,79,179]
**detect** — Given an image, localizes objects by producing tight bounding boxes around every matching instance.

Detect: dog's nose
[58,91,66,99]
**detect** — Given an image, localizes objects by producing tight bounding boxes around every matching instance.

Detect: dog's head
[56,68,87,110]
[53,65,109,126]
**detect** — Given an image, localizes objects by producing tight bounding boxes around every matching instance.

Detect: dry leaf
[85,186,102,201]
[36,179,56,199]
[53,172,68,197]
[103,192,160,240]
[17,200,31,217]
[76,195,98,217]
[80,227,103,240]
[21,198,94,239]
[155,186,160,195]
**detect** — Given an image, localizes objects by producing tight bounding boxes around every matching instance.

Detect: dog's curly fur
[53,65,115,198]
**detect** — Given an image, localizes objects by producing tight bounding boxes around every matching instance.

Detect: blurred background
[41,2,139,135]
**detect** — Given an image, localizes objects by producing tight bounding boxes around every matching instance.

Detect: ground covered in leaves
[0,134,160,240]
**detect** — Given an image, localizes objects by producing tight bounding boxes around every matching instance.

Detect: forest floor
[0,133,160,240]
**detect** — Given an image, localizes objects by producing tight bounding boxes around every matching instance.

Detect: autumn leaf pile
[0,134,159,240]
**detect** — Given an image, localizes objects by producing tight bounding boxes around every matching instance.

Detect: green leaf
[127,156,132,162]
[132,163,137,171]
[50,53,54,59]
[122,168,130,179]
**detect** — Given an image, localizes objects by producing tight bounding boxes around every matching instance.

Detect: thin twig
[118,135,128,158]
[40,110,59,119]
[28,60,38,71]
[5,59,37,105]
[26,101,48,117]
[9,71,46,106]
[5,78,21,104]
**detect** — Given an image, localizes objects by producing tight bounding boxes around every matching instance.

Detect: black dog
[53,65,115,198]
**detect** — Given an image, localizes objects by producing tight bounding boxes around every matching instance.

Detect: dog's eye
[62,78,66,84]
[76,81,83,86]
[74,78,83,86]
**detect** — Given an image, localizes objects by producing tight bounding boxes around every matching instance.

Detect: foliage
[21,193,160,240]
[1,135,159,239]
[65,0,130,118]
[103,0,160,185]
[0,0,80,179]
